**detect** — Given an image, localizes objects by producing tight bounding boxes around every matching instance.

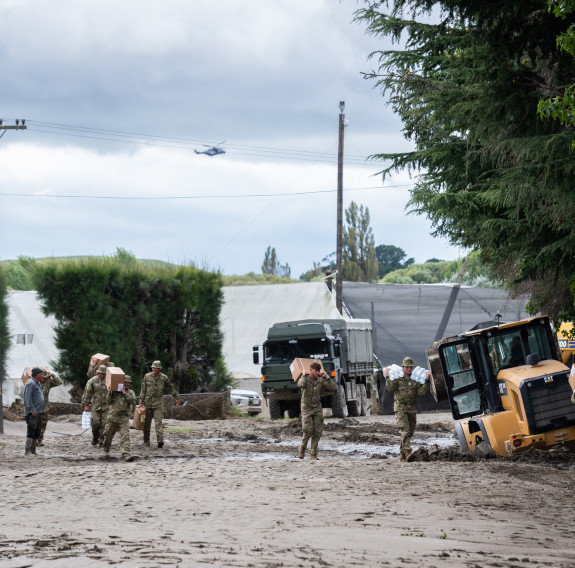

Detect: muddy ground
[0,412,574,567]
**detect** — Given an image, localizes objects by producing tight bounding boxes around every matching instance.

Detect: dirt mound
[2,407,22,422]
[407,445,480,462]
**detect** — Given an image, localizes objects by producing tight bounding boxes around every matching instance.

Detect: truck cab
[253,318,373,419]
[428,316,575,455]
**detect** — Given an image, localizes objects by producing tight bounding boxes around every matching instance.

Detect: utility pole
[336,101,345,315]
[0,118,27,140]
[0,119,26,432]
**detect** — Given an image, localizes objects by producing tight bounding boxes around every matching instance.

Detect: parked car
[230,389,263,416]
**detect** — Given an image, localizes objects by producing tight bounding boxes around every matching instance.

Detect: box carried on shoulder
[133,406,146,430]
[105,367,125,392]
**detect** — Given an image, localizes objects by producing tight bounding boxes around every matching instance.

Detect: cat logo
[544,376,554,384]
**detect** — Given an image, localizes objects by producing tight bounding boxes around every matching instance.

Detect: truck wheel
[331,384,347,418]
[358,384,368,416]
[347,397,360,417]
[287,406,301,419]
[269,399,284,420]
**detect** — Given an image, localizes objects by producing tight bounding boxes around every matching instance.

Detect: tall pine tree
[356,1,575,319]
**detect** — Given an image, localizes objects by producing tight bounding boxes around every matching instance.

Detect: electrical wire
[23,120,382,166]
[0,183,412,201]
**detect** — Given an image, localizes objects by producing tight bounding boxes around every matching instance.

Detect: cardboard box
[105,367,125,392]
[133,406,146,430]
[90,353,110,368]
[290,358,324,382]
[569,364,575,392]
[21,366,49,385]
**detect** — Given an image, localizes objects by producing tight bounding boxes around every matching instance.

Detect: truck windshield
[264,338,329,362]
[487,324,553,374]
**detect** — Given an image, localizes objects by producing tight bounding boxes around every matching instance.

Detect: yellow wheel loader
[427,316,575,456]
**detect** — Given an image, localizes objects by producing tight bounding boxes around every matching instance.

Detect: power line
[0,183,412,201]
[24,120,382,166]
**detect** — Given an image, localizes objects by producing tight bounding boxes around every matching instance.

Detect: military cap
[106,361,115,367]
[151,360,162,369]
[31,367,43,377]
[97,364,108,373]
[401,357,415,367]
[124,375,132,383]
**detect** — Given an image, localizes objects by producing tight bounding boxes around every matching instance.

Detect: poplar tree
[356,1,575,319]
[343,201,379,282]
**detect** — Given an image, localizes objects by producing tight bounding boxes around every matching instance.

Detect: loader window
[439,340,484,419]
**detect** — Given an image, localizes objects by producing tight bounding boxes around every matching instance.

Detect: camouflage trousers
[102,418,131,458]
[300,410,324,456]
[395,411,417,458]
[38,410,50,443]
[143,406,164,443]
[91,408,110,444]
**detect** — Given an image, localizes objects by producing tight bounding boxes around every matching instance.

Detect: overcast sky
[0,0,463,278]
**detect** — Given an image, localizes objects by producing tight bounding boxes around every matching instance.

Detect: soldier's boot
[405,451,412,462]
[102,450,110,460]
[298,445,305,459]
[310,454,318,460]
[399,453,406,462]
[143,436,150,446]
[124,455,134,462]
[25,438,33,456]
[157,441,164,449]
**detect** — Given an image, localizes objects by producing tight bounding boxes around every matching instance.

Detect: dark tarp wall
[342,283,533,414]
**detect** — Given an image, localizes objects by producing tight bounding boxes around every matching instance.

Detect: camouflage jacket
[106,389,136,423]
[139,372,179,408]
[41,374,63,410]
[297,374,336,413]
[385,376,428,413]
[82,376,110,412]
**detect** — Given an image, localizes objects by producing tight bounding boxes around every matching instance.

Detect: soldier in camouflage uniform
[384,356,430,462]
[102,375,136,462]
[138,360,180,448]
[82,365,111,446]
[296,361,336,460]
[37,370,63,446]
[87,360,115,380]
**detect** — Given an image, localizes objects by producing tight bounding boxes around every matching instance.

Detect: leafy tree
[343,201,379,282]
[0,267,10,383]
[2,256,37,290]
[375,244,415,278]
[262,246,291,278]
[33,258,232,393]
[538,0,575,146]
[356,1,575,320]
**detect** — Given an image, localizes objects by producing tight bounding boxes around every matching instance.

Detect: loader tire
[269,399,284,420]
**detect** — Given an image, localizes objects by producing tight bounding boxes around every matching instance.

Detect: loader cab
[438,316,561,421]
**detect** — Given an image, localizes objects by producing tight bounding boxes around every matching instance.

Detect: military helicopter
[194,141,226,156]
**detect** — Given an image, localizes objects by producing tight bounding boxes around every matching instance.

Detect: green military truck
[252,318,374,419]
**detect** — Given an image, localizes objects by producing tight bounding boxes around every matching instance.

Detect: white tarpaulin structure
[220,282,343,378]
[4,290,69,405]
